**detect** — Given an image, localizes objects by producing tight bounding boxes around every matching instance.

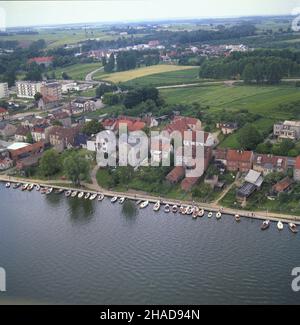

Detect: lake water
[0,183,299,304]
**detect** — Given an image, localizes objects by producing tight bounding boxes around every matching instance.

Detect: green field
[95,65,198,83]
[161,83,300,118]
[0,29,119,48]
[162,83,300,149]
[123,68,201,87]
[51,63,102,80]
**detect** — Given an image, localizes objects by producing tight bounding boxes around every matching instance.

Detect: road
[85,66,104,82]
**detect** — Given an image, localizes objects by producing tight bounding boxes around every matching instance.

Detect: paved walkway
[1,173,300,224]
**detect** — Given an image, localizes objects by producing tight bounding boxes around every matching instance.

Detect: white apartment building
[273,120,300,141]
[0,83,9,98]
[16,81,43,99]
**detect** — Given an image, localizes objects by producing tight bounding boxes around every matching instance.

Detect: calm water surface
[0,183,299,304]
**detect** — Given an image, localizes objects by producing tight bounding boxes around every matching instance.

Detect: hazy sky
[1,0,300,27]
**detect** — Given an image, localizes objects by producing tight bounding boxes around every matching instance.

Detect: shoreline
[1,174,300,225]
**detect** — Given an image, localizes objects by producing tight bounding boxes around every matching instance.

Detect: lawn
[123,67,201,87]
[219,117,277,149]
[51,63,102,80]
[95,65,198,83]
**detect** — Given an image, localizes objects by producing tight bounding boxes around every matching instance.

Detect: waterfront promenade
[1,174,300,225]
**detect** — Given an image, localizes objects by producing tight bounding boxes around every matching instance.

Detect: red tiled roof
[41,95,58,104]
[164,116,201,135]
[102,119,116,128]
[48,126,81,144]
[115,119,146,132]
[254,154,287,169]
[295,156,300,170]
[9,141,44,157]
[181,177,199,192]
[28,56,54,64]
[214,148,227,160]
[227,150,253,163]
[0,107,8,114]
[166,166,185,183]
[15,125,30,136]
[173,116,199,125]
[272,177,293,193]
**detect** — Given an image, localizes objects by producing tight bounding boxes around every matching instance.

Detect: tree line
[103,50,160,73]
[199,49,300,84]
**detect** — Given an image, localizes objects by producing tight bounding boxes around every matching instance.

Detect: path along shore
[1,174,300,225]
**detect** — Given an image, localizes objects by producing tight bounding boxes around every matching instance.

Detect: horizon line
[4,13,294,30]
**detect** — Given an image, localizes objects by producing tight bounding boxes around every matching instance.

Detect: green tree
[34,92,43,102]
[61,72,71,80]
[26,132,34,144]
[104,53,115,73]
[237,124,262,150]
[52,120,63,127]
[63,152,90,185]
[256,141,272,154]
[39,149,61,177]
[82,120,104,136]
[242,63,255,84]
[266,62,283,84]
[102,93,121,105]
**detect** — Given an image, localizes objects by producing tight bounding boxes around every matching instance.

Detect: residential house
[114,118,146,133]
[0,107,9,120]
[21,116,46,128]
[214,148,227,172]
[142,116,159,128]
[294,156,300,181]
[150,136,171,164]
[28,56,54,67]
[9,141,44,163]
[216,122,238,135]
[40,82,62,101]
[74,133,89,149]
[48,111,72,127]
[48,126,81,152]
[0,82,9,98]
[102,118,117,131]
[0,157,13,170]
[71,98,96,113]
[166,166,185,184]
[31,124,53,143]
[164,116,202,134]
[16,81,42,99]
[272,177,293,196]
[0,122,17,138]
[38,96,60,110]
[15,125,30,142]
[253,154,288,176]
[236,169,264,203]
[226,150,254,173]
[273,121,300,141]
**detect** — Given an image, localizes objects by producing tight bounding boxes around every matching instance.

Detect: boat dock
[1,175,300,226]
